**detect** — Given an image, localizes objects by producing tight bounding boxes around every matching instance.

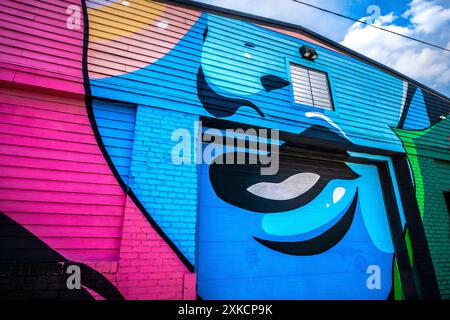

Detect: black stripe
[391,155,441,299]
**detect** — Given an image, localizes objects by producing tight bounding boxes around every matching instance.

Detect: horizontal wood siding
[0,0,85,94]
[92,99,137,186]
[0,86,125,261]
[86,0,449,153]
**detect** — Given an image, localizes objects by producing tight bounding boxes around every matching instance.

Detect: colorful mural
[85,0,447,300]
[0,0,195,300]
[197,142,394,299]
[0,0,448,299]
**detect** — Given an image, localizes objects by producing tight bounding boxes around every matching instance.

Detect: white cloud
[340,0,450,95]
[402,0,450,34]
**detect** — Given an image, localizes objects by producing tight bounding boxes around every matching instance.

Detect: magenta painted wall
[0,0,195,300]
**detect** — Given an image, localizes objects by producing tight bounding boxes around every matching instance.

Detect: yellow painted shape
[88,0,166,42]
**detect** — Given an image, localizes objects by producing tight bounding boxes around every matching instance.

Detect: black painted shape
[387,287,395,300]
[422,90,450,126]
[398,83,418,129]
[398,83,450,129]
[197,66,265,118]
[260,75,290,92]
[209,140,359,213]
[387,256,396,300]
[0,211,124,300]
[0,211,64,263]
[293,125,354,148]
[203,116,401,157]
[203,27,208,42]
[444,192,450,216]
[253,190,358,255]
[377,162,418,300]
[0,263,94,300]
[391,155,441,299]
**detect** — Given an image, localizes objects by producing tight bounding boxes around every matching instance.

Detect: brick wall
[88,196,196,300]
[0,195,196,300]
[129,106,199,265]
[395,118,450,299]
[414,156,450,299]
[0,85,196,300]
[0,262,99,300]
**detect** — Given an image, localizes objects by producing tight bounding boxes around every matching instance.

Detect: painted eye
[247,172,320,200]
[209,146,359,213]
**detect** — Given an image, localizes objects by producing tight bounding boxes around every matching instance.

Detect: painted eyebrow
[244,42,255,48]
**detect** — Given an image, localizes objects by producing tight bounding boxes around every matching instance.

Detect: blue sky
[197,0,450,97]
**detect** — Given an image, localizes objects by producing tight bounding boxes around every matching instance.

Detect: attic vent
[290,63,334,111]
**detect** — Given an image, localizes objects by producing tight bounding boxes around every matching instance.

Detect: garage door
[197,144,397,299]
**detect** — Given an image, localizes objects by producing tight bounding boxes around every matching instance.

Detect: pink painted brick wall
[88,197,195,300]
[0,83,196,300]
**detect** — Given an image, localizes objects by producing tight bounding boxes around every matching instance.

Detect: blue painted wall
[93,100,198,264]
[88,3,449,300]
[196,139,395,299]
[92,100,137,186]
[88,12,434,153]
[129,106,198,264]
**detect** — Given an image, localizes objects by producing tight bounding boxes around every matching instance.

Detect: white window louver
[290,63,333,111]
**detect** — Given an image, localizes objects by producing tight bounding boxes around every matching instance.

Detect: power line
[292,0,450,52]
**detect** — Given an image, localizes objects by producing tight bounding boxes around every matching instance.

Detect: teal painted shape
[403,88,431,130]
[348,163,394,253]
[261,180,358,239]
[347,152,407,228]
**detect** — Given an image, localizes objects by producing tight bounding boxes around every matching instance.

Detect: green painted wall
[395,118,450,299]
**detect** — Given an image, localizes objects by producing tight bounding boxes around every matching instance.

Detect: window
[290,63,333,110]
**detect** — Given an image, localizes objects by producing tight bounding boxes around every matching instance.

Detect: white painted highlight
[156,21,169,29]
[399,81,408,121]
[244,53,253,59]
[333,187,346,204]
[121,1,130,6]
[247,172,320,201]
[305,111,351,141]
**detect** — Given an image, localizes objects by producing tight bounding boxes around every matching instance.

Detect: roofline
[160,0,449,101]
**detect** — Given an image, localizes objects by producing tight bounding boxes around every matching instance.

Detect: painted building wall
[395,118,450,299]
[0,0,449,299]
[0,0,195,300]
